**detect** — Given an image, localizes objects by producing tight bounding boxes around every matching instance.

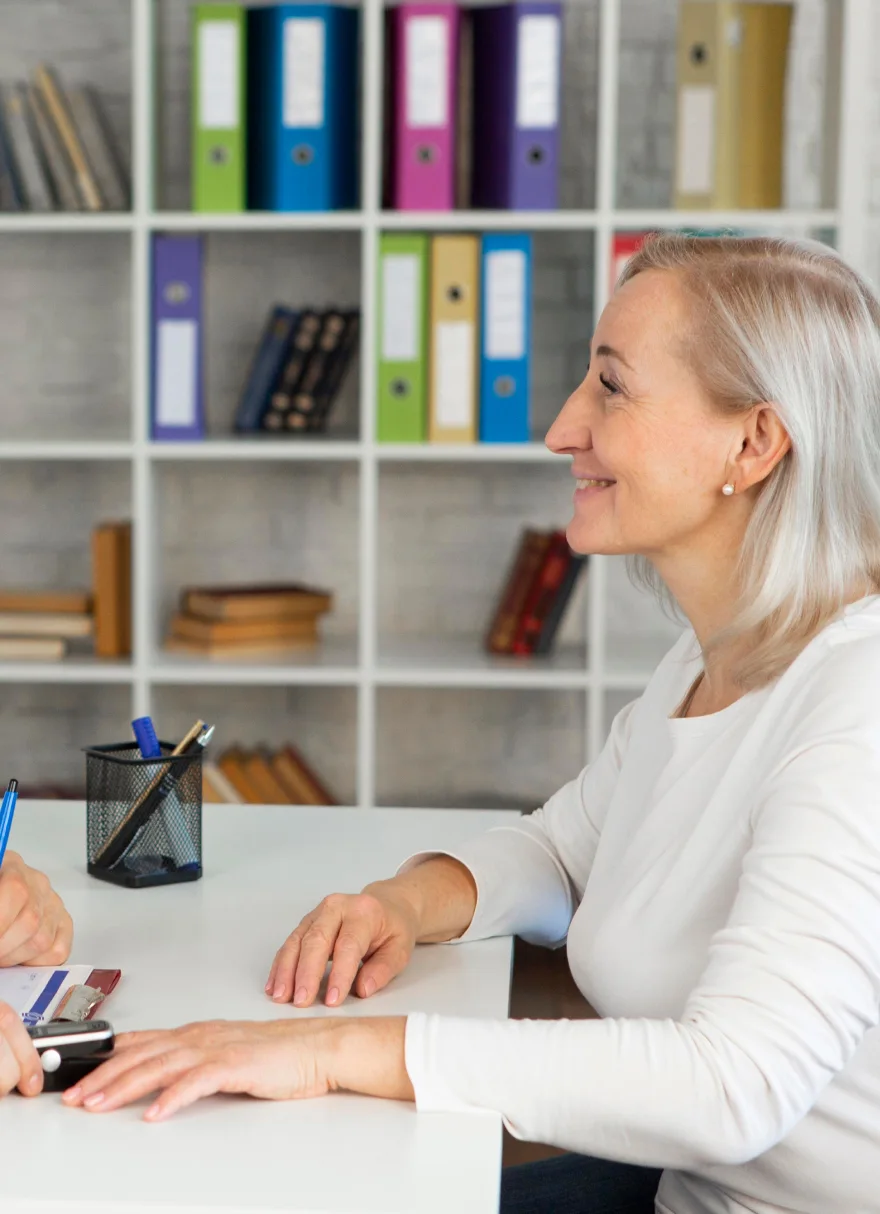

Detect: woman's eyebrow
[594,343,634,371]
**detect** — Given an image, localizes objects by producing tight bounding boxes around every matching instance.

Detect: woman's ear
[733,404,791,489]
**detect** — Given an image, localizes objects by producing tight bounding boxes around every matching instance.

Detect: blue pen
[0,779,19,868]
[131,717,200,872]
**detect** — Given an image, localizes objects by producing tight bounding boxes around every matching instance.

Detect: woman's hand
[0,1001,43,1097]
[62,1016,412,1122]
[266,885,420,1008]
[0,851,73,967]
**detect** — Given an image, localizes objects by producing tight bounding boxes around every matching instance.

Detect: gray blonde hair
[617,232,880,690]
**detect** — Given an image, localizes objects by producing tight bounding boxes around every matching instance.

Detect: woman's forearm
[363,855,478,944]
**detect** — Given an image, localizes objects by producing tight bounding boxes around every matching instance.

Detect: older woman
[64,234,880,1214]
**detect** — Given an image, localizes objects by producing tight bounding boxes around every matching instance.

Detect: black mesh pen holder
[85,742,203,889]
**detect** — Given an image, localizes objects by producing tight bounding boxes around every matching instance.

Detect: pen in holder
[84,722,211,888]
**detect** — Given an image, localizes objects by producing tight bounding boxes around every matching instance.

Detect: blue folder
[479,233,532,443]
[247,4,359,211]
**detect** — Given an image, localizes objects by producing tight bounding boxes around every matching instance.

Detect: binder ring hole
[689,42,708,66]
[390,378,410,398]
[164,282,190,305]
[446,285,464,303]
[494,375,516,398]
[416,144,437,164]
[292,144,315,166]
[208,145,230,165]
[527,146,545,165]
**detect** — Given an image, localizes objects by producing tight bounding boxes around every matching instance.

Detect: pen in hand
[0,778,20,868]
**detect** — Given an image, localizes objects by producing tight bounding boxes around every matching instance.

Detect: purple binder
[471,1,562,210]
[150,235,204,441]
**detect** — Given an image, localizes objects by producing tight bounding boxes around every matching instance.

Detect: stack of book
[0,65,129,212]
[233,304,360,435]
[377,232,531,444]
[0,520,132,662]
[192,4,359,212]
[383,2,563,212]
[165,584,333,659]
[485,528,587,656]
[204,743,335,806]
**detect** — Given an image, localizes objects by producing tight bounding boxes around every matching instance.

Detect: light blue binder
[247,4,359,211]
[479,233,532,443]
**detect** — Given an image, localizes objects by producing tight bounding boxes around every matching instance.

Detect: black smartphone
[26,1020,115,1092]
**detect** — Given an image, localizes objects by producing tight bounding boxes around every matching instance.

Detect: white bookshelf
[0,0,876,806]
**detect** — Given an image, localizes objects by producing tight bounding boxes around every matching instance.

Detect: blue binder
[479,233,532,443]
[247,4,359,211]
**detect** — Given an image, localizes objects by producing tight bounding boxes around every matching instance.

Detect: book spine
[511,532,572,655]
[1,83,53,212]
[533,554,588,655]
[65,85,129,211]
[34,64,103,210]
[281,311,342,433]
[302,310,360,433]
[259,310,323,432]
[233,306,299,433]
[26,82,79,210]
[0,106,23,211]
[487,530,550,654]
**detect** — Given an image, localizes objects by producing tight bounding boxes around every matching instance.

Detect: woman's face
[546,269,743,560]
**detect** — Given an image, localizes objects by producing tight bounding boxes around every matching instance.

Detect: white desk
[0,801,518,1214]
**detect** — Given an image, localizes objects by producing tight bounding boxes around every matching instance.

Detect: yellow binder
[428,235,480,444]
[674,1,792,210]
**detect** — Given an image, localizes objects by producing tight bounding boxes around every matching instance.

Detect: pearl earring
[722,483,735,496]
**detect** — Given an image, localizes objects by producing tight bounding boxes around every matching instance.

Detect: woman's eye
[598,373,620,396]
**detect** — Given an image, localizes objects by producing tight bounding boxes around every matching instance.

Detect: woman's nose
[546,392,590,455]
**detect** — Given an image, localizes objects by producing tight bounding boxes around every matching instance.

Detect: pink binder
[392,3,459,211]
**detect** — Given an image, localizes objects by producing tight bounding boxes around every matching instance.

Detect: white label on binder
[406,16,448,128]
[486,250,526,360]
[382,254,420,361]
[283,18,325,128]
[676,85,715,195]
[516,15,560,129]
[156,320,198,428]
[435,321,474,429]
[199,21,239,130]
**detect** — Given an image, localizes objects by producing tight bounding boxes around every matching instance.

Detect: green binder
[376,233,429,443]
[192,5,246,212]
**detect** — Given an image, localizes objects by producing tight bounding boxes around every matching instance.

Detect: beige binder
[428,234,480,443]
[674,1,793,210]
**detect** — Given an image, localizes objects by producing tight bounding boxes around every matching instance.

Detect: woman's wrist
[326,1016,414,1102]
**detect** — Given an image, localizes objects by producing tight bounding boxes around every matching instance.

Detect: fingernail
[363,977,376,997]
[63,1086,82,1104]
[293,987,308,1006]
[145,1103,161,1121]
[264,981,273,994]
[327,986,339,1005]
[273,983,286,1001]
[84,1092,104,1109]
[27,1073,41,1093]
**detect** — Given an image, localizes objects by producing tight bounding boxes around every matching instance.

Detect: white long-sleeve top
[403,596,880,1214]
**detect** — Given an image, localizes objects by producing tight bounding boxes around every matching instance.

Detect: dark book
[455,8,474,209]
[233,305,299,433]
[485,529,552,655]
[0,108,23,211]
[259,310,323,432]
[511,530,572,655]
[286,309,360,434]
[533,554,588,655]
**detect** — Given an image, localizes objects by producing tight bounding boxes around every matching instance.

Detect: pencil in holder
[84,742,203,889]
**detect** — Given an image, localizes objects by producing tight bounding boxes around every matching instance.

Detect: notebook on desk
[0,965,121,1027]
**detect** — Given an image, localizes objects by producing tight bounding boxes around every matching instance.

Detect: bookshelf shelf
[375,636,589,689]
[0,659,133,684]
[1,0,874,806]
[148,439,362,461]
[0,442,135,461]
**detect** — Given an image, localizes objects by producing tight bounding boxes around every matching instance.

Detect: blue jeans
[500,1153,662,1214]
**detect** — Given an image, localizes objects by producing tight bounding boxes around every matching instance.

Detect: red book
[511,531,573,656]
[610,231,652,296]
